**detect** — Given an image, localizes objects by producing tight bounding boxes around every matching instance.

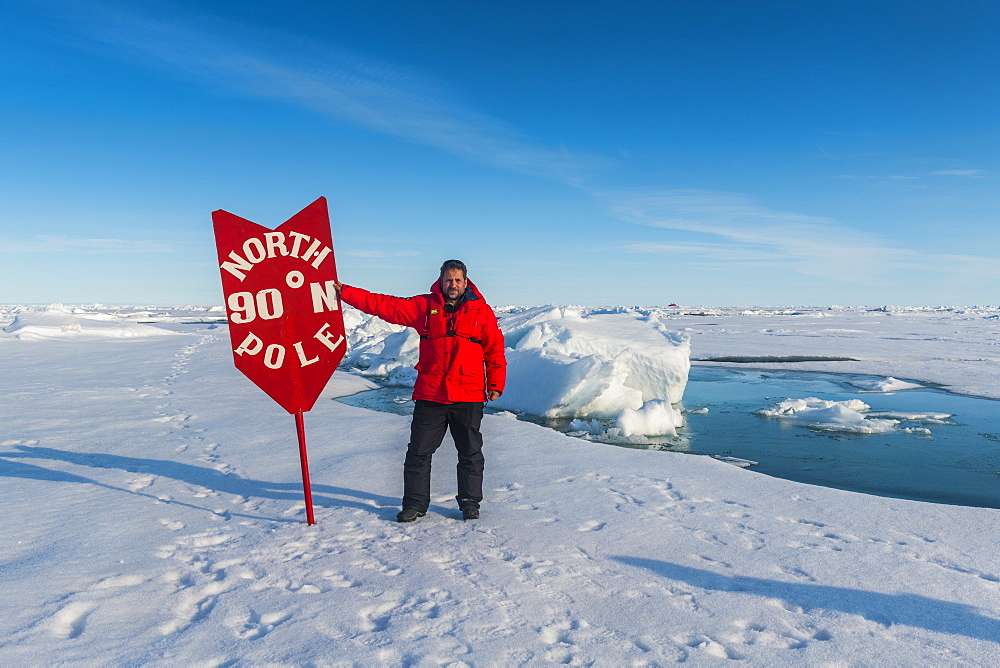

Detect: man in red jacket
[336,260,507,522]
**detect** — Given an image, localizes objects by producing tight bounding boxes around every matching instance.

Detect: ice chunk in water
[850,377,923,392]
[615,399,684,437]
[757,397,898,434]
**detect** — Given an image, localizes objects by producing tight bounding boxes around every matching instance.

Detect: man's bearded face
[441,269,467,302]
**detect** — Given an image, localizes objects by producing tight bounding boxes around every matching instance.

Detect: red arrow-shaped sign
[213,196,346,414]
[212,197,346,524]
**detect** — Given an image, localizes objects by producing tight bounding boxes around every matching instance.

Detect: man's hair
[440,259,468,278]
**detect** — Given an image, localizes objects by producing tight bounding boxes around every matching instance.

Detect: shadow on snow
[613,556,1000,644]
[0,445,400,522]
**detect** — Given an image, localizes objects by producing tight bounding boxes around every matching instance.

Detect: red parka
[341,279,507,404]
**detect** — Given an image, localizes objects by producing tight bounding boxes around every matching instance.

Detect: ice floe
[867,411,954,424]
[756,397,900,434]
[756,399,957,436]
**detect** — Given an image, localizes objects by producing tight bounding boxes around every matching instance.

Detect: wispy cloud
[932,169,985,177]
[48,1,609,186]
[345,250,421,258]
[838,168,987,181]
[0,235,174,253]
[622,241,786,264]
[606,189,1000,284]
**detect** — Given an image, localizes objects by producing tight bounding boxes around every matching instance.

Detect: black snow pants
[403,399,484,512]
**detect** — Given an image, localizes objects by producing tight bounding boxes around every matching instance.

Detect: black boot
[459,501,480,521]
[397,507,426,523]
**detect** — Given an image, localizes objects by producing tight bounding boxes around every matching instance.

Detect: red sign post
[212,197,346,524]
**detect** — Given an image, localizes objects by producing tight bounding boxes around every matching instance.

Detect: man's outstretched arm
[336,283,423,329]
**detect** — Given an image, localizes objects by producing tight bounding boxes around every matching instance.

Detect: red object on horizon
[212,197,346,525]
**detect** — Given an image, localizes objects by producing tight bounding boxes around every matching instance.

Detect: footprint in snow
[576,520,606,532]
[90,574,148,590]
[229,609,293,639]
[50,601,97,639]
[160,518,185,531]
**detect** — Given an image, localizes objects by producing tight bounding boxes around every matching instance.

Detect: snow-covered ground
[1,303,998,665]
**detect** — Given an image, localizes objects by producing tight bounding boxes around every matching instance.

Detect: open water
[337,365,1000,510]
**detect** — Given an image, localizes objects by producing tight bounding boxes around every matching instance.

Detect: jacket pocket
[458,363,485,386]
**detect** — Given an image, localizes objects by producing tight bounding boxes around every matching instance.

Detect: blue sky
[2,0,997,306]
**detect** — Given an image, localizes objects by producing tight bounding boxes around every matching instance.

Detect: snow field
[0,304,998,664]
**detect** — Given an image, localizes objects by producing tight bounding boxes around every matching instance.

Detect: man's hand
[333,282,343,298]
[487,390,501,402]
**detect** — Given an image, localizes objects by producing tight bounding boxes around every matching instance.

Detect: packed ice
[341,304,691,430]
